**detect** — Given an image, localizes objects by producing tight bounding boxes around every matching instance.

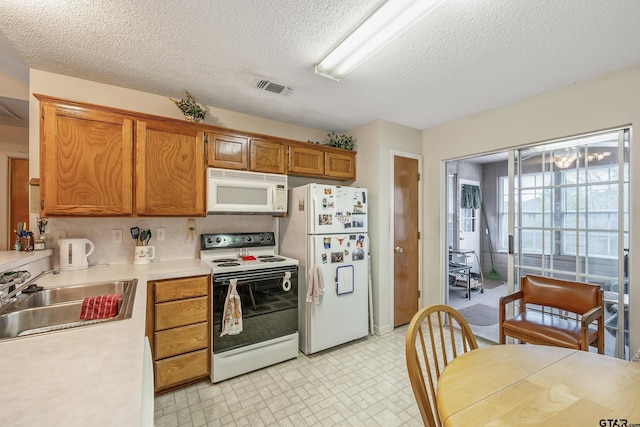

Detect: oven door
[212,265,298,353]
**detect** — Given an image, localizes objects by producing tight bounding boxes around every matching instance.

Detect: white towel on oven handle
[220,278,243,336]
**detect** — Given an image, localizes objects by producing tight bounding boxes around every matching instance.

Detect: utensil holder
[20,236,34,251]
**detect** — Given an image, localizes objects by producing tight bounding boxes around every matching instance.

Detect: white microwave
[206,168,287,215]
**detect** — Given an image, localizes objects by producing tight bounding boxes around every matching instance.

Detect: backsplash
[43,216,277,267]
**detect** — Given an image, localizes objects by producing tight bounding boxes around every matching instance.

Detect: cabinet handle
[203,134,208,164]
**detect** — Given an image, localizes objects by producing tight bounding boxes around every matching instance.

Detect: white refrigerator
[280,183,369,354]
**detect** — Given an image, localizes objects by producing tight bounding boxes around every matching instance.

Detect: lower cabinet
[146,275,210,394]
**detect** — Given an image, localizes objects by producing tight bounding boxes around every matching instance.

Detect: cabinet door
[40,102,133,216]
[249,138,285,174]
[287,145,325,176]
[136,120,205,216]
[207,132,248,170]
[325,151,356,180]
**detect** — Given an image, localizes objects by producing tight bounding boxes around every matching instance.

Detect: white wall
[0,68,28,100]
[422,63,640,354]
[351,120,422,334]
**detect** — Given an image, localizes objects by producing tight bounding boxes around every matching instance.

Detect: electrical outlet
[157,228,166,241]
[112,229,123,244]
[53,229,67,246]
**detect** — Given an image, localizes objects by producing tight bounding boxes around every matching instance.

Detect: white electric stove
[200,232,299,383]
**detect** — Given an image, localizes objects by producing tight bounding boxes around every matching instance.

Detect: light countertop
[0,250,53,272]
[0,258,211,427]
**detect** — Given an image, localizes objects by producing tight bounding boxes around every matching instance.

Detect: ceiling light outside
[551,147,612,169]
[553,147,578,169]
[315,0,446,81]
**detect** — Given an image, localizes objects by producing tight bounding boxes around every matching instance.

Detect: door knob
[395,246,404,253]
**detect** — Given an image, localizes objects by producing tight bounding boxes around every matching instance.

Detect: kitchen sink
[11,281,133,309]
[0,279,137,340]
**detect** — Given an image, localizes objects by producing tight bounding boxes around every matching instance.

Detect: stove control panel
[201,232,275,250]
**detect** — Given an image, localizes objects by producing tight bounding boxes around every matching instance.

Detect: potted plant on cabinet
[308,132,356,150]
[170,91,207,123]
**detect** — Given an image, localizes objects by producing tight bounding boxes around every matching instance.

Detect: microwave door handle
[266,185,273,208]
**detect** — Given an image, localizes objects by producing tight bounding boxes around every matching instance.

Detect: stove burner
[217,262,241,267]
[257,255,274,259]
[213,258,238,263]
[260,257,285,262]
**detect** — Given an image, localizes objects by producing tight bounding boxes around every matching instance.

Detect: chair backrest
[405,305,478,427]
[521,275,602,315]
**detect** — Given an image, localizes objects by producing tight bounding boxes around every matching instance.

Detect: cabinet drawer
[155,276,208,303]
[156,297,208,330]
[155,322,208,359]
[155,349,209,390]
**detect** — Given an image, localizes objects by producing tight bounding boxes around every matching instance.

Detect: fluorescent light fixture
[315,0,446,81]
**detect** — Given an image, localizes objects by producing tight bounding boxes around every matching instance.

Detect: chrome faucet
[0,268,60,307]
[0,271,31,294]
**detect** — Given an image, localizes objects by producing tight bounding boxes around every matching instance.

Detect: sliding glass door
[510,129,630,358]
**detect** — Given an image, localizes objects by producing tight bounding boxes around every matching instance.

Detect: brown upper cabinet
[136,119,206,216]
[250,138,286,174]
[287,145,325,177]
[39,98,134,216]
[286,144,356,180]
[37,95,206,217]
[325,150,356,180]
[207,132,248,170]
[37,95,357,217]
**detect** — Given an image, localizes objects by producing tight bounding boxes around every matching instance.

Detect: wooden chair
[499,275,604,354]
[405,305,478,427]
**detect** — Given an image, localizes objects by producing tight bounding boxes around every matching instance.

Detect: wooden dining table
[436,344,640,426]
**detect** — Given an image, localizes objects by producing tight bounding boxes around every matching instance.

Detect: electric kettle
[58,238,95,270]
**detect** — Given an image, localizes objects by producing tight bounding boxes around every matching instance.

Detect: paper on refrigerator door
[336,265,354,295]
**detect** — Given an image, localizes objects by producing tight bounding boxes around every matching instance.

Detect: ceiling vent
[254,79,293,96]
[0,103,20,120]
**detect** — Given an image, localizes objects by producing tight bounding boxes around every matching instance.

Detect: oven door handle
[213,269,298,285]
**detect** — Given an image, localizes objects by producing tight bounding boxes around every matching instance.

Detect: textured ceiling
[0,96,27,127]
[1,0,640,133]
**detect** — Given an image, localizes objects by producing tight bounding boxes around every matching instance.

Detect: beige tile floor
[154,327,491,427]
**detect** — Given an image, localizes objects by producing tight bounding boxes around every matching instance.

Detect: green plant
[170,91,206,122]
[308,132,356,150]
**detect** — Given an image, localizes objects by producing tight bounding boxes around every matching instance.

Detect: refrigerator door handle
[311,195,316,234]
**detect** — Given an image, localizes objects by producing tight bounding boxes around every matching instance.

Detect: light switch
[157,228,166,241]
[187,219,196,241]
